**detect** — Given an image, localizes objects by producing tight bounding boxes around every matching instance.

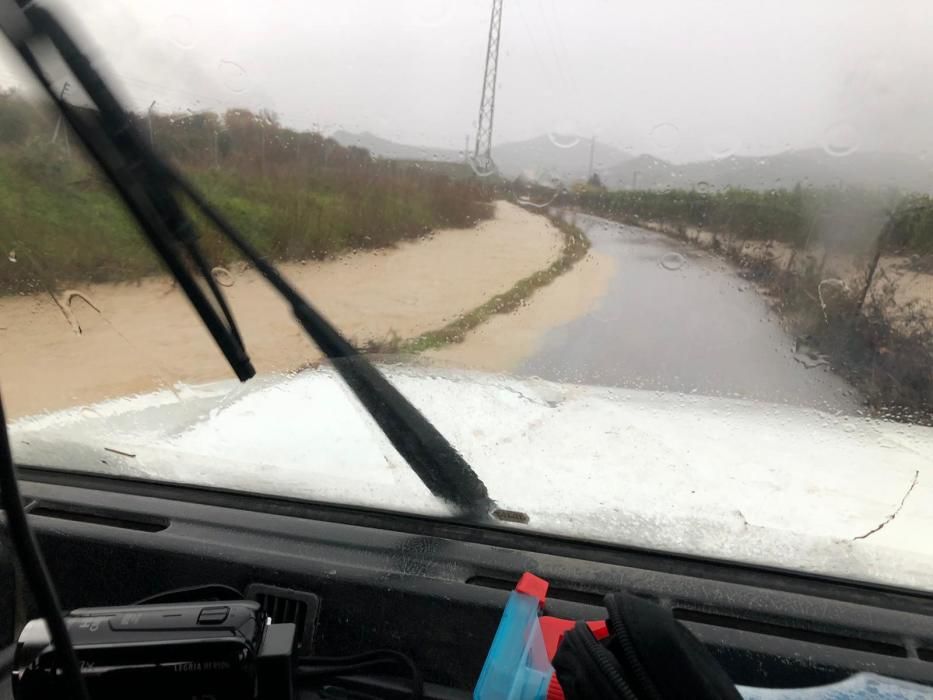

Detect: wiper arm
[0,2,493,516]
[1,3,254,381]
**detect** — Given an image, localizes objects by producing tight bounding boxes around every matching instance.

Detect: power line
[515,0,563,102]
[538,0,577,102]
[544,0,601,136]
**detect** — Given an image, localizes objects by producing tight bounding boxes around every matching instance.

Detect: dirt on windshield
[0,201,613,418]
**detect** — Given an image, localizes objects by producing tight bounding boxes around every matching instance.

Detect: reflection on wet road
[519,213,860,413]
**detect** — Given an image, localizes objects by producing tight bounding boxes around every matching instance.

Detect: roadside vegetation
[364,214,590,354]
[571,186,933,254]
[569,185,933,423]
[0,89,493,294]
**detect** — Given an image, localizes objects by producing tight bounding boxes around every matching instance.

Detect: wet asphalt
[518,213,860,413]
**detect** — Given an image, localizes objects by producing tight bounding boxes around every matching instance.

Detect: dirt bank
[637,219,933,322]
[1,201,568,418]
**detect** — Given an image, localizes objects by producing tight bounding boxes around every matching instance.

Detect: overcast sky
[2,0,933,163]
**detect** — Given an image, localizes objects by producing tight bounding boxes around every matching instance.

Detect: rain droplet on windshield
[218,60,249,94]
[211,266,235,287]
[659,252,686,271]
[468,159,497,178]
[649,122,680,153]
[705,131,738,159]
[547,132,581,149]
[407,0,454,27]
[164,14,195,49]
[822,121,860,157]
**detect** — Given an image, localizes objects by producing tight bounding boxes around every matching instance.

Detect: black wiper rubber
[0,2,493,516]
[175,174,493,514]
[1,3,254,382]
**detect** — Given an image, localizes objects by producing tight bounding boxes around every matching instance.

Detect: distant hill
[600,149,933,193]
[332,130,933,193]
[492,134,631,182]
[332,131,464,163]
[333,130,631,183]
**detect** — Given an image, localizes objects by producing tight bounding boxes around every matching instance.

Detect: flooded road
[520,213,860,413]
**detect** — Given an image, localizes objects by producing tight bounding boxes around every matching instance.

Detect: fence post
[147,100,156,146]
[856,215,894,314]
[51,82,71,158]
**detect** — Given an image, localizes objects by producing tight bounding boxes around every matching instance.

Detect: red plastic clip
[512,573,610,700]
[515,572,549,607]
[539,617,609,660]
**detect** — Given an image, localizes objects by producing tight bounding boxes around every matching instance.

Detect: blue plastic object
[738,672,933,699]
[474,590,554,700]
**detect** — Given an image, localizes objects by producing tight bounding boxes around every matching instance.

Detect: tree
[587,172,605,190]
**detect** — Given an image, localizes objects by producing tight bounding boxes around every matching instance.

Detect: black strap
[554,621,637,700]
[553,591,742,700]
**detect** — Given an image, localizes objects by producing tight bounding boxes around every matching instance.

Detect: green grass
[0,133,493,294]
[0,90,494,293]
[365,213,590,354]
[0,147,146,292]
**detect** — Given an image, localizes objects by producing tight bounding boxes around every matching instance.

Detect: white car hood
[11,365,933,592]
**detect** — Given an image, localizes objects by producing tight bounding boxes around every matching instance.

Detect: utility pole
[464,134,470,163]
[472,0,504,174]
[587,136,596,180]
[147,100,156,146]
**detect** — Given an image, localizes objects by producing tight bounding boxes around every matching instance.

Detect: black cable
[0,393,90,700]
[133,583,244,606]
[319,684,384,700]
[297,659,402,676]
[571,620,638,700]
[605,594,663,700]
[298,649,423,699]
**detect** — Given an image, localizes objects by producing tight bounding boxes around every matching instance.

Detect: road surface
[519,213,861,414]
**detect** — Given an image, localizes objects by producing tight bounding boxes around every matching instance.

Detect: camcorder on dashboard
[13,600,295,699]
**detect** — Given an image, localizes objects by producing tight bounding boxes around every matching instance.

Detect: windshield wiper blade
[0,3,254,381]
[0,2,493,516]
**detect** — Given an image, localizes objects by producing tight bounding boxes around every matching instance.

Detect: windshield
[1,0,932,591]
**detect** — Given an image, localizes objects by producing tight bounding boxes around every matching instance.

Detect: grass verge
[0,98,494,295]
[363,212,590,354]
